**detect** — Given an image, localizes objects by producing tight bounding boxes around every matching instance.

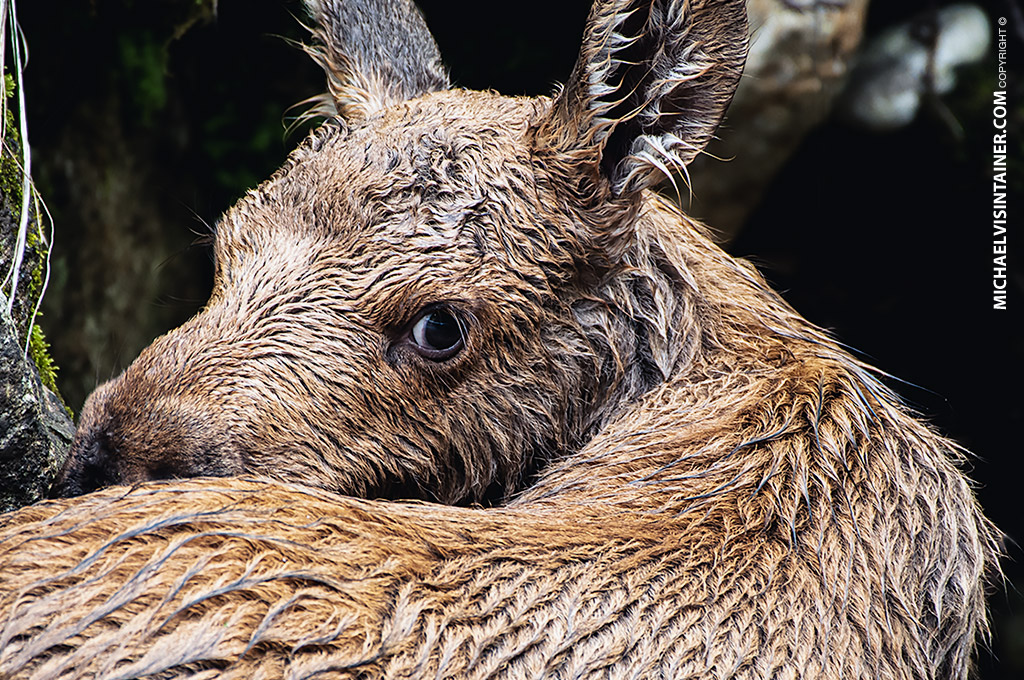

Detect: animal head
[56,0,747,502]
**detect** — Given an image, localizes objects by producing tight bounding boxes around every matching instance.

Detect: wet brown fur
[0,0,1000,678]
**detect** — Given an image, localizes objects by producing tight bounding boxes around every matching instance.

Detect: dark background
[15,0,1022,676]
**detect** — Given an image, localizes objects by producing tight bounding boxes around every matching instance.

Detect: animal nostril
[52,435,120,498]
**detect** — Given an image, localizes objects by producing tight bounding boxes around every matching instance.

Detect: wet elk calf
[0,0,999,678]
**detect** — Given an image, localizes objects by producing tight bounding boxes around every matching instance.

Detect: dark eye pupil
[422,311,461,350]
[410,308,465,360]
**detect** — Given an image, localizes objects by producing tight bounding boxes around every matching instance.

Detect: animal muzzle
[52,380,242,498]
[51,430,122,497]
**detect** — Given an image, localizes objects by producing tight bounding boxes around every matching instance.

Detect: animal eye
[409,307,465,360]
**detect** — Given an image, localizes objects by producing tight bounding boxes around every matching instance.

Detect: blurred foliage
[117,30,169,124]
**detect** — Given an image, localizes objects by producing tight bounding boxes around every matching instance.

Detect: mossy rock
[0,69,74,511]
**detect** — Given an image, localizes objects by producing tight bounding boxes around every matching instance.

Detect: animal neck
[527,193,912,523]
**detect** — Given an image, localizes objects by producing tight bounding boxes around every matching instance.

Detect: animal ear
[303,0,450,122]
[535,0,747,199]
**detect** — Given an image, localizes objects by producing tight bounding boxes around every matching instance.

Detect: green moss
[0,105,23,207]
[28,322,59,394]
[1,68,67,413]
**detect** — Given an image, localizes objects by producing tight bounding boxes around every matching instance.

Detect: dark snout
[53,429,122,498]
[51,380,242,498]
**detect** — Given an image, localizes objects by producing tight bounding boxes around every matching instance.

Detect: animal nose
[52,411,205,498]
[51,377,244,499]
[51,431,122,498]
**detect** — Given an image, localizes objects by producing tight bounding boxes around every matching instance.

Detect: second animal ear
[535,0,747,198]
[303,0,450,123]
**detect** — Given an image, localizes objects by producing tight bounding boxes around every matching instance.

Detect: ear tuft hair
[302,0,450,123]
[537,0,748,198]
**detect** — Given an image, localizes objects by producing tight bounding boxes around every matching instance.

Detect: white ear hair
[536,0,747,197]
